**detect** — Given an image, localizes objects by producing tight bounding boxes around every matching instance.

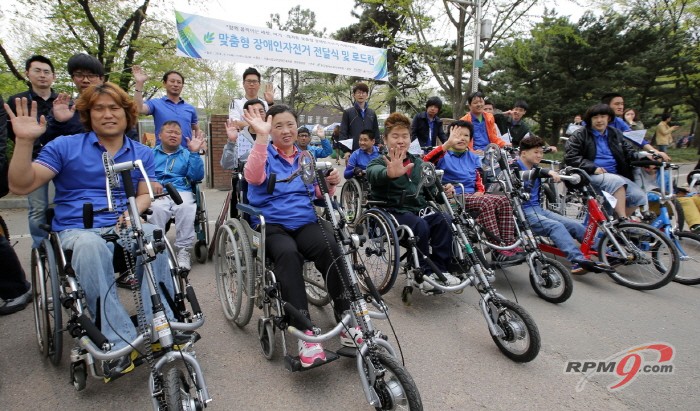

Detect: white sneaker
[339,326,364,347]
[299,330,326,367]
[177,248,191,270]
[419,273,437,291]
[441,272,460,286]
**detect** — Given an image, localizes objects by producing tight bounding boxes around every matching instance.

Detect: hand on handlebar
[548,170,561,183]
[152,182,164,196]
[444,183,455,198]
[325,168,341,186]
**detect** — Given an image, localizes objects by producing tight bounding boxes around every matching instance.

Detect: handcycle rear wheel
[361,350,422,410]
[31,240,63,365]
[529,256,572,304]
[215,220,255,326]
[353,210,400,295]
[303,262,330,307]
[340,178,363,225]
[488,298,540,363]
[670,231,700,285]
[599,222,679,290]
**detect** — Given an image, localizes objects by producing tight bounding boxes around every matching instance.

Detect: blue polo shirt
[146,96,198,147]
[344,146,380,179]
[35,132,156,231]
[471,115,489,151]
[436,149,481,194]
[592,128,617,174]
[516,159,540,208]
[246,144,318,230]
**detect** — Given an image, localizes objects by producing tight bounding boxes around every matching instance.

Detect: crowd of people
[1,53,698,377]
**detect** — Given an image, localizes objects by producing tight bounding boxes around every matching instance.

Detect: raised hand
[132,65,148,85]
[4,98,46,141]
[52,93,75,122]
[264,82,275,104]
[384,146,413,178]
[225,119,239,143]
[187,129,206,152]
[243,105,271,138]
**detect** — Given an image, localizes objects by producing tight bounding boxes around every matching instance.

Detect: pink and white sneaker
[340,326,364,347]
[298,330,326,367]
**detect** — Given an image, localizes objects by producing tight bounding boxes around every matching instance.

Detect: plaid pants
[463,193,516,245]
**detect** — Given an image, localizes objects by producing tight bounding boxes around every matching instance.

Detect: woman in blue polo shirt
[243,104,358,368]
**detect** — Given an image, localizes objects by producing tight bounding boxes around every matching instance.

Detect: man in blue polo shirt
[132,66,199,147]
[5,82,175,379]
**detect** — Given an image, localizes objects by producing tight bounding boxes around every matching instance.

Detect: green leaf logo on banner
[203,32,215,44]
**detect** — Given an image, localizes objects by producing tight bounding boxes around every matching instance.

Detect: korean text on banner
[175,10,388,81]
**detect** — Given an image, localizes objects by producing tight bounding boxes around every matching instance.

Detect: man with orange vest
[459,91,510,155]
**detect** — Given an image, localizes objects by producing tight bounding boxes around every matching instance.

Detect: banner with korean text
[175,11,388,81]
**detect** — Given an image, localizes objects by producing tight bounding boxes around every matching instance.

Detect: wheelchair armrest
[237,203,264,217]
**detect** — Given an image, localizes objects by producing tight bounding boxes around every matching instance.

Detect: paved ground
[1,164,698,410]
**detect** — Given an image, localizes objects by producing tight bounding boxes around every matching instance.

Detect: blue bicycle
[635,157,700,285]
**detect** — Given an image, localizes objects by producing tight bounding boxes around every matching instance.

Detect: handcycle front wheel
[361,350,423,410]
[670,231,700,285]
[529,256,573,304]
[488,298,540,363]
[163,367,200,411]
[599,222,679,290]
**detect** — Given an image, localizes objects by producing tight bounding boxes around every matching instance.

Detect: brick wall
[210,114,231,190]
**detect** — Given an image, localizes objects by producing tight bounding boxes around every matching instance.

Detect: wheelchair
[340,174,370,224]
[352,161,541,362]
[158,179,210,265]
[31,157,211,410]
[214,152,422,409]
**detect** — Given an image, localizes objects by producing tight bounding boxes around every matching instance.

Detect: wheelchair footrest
[336,346,358,358]
[284,350,340,372]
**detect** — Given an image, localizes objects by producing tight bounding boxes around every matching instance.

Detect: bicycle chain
[106,154,165,408]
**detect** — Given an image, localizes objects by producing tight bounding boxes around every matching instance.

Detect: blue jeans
[589,173,647,208]
[524,206,585,263]
[59,223,174,350]
[28,183,49,248]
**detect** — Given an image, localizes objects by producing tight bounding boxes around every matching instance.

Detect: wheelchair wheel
[194,240,208,265]
[529,256,572,304]
[303,262,330,307]
[31,240,63,365]
[361,350,422,410]
[353,210,400,295]
[487,298,540,363]
[70,360,87,391]
[215,220,256,326]
[670,231,700,285]
[0,215,9,239]
[599,222,679,290]
[164,367,200,411]
[258,318,276,360]
[194,190,210,265]
[340,178,363,225]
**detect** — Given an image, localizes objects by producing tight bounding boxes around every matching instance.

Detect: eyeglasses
[72,72,101,80]
[30,68,53,76]
[244,80,260,85]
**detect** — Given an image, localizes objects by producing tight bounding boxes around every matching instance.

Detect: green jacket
[367,153,428,214]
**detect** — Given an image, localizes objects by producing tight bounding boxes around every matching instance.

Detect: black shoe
[492,251,522,264]
[102,354,135,380]
[0,286,32,315]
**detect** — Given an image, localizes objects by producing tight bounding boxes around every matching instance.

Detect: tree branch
[0,41,24,82]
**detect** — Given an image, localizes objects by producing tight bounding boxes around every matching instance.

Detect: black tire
[488,298,540,363]
[353,210,400,295]
[340,178,363,224]
[599,222,679,290]
[194,241,207,264]
[671,231,700,285]
[529,256,573,304]
[303,262,330,307]
[164,367,198,411]
[31,248,50,358]
[362,351,423,410]
[70,360,87,391]
[258,319,275,360]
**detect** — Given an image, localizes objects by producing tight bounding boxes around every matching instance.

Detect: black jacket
[340,104,380,151]
[410,111,447,147]
[564,126,641,180]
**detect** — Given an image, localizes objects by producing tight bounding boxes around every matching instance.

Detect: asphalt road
[1,165,698,410]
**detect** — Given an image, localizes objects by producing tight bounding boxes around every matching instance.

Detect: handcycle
[214,151,422,409]
[476,144,573,303]
[633,156,700,285]
[31,155,211,410]
[355,161,541,362]
[537,166,679,290]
